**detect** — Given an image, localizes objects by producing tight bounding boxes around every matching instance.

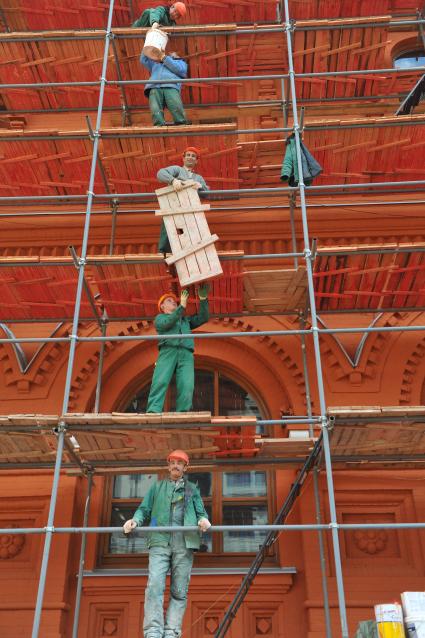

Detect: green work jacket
[154,300,209,352]
[132,6,175,27]
[132,478,209,549]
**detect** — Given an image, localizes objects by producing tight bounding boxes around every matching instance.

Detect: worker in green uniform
[157,147,209,254]
[132,2,187,28]
[123,449,211,638]
[146,286,209,413]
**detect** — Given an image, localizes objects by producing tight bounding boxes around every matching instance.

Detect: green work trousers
[146,346,194,413]
[158,220,170,253]
[148,88,187,126]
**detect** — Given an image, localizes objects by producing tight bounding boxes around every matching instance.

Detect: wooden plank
[155,204,211,217]
[165,235,219,265]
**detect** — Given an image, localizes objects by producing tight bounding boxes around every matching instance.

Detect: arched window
[101,368,276,567]
[394,50,425,69]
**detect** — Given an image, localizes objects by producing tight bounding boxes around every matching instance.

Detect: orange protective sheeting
[290,0,418,19]
[0,263,94,320]
[0,254,244,321]
[314,244,425,311]
[99,126,239,193]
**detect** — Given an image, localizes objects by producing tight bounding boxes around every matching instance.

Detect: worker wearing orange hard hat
[145,285,209,413]
[132,3,187,28]
[156,147,209,254]
[123,448,210,638]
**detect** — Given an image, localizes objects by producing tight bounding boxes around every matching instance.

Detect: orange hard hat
[183,146,201,158]
[167,449,189,465]
[173,2,187,18]
[158,292,178,312]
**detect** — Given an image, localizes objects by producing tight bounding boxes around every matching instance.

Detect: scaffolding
[0,1,425,637]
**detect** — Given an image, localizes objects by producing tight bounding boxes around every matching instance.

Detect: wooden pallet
[155,182,222,287]
[243,267,307,312]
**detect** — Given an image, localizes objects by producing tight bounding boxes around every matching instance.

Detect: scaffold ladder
[214,433,323,637]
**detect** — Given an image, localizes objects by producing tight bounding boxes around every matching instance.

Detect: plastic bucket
[375,605,405,638]
[143,28,168,60]
[405,616,425,638]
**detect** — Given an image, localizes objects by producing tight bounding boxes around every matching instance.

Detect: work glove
[123,519,137,534]
[151,22,159,29]
[180,289,189,308]
[172,178,183,191]
[198,517,211,532]
[198,283,210,300]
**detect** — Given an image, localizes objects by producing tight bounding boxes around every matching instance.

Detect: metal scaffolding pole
[1,63,424,91]
[5,520,425,535]
[0,17,424,44]
[300,316,332,638]
[31,427,66,638]
[282,0,349,635]
[71,473,94,638]
[30,1,116,635]
[7,321,425,347]
[94,320,107,414]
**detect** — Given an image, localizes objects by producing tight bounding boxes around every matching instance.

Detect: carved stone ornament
[0,527,25,559]
[353,529,388,555]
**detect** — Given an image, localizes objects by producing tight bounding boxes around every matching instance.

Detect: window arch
[125,364,267,419]
[394,50,425,69]
[100,367,277,568]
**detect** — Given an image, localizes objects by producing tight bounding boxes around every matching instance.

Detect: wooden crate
[155,181,223,287]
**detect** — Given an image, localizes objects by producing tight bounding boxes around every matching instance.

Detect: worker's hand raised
[180,289,189,308]
[151,22,159,29]
[123,519,137,534]
[197,283,210,300]
[198,517,211,532]
[172,178,183,191]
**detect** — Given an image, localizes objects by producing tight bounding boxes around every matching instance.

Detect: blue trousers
[143,540,194,638]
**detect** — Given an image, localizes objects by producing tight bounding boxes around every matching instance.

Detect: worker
[132,3,187,28]
[123,449,211,638]
[146,286,209,413]
[157,147,209,254]
[141,51,188,127]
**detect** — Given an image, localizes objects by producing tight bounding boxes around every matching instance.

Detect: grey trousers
[144,540,194,638]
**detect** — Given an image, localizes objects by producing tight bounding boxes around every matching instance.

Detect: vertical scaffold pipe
[282,2,349,636]
[300,318,333,638]
[71,473,94,638]
[30,1,116,637]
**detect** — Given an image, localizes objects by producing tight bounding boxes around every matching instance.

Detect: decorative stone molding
[0,323,70,391]
[399,332,425,405]
[68,317,306,413]
[353,530,388,555]
[0,527,25,559]
[67,320,152,410]
[256,616,273,634]
[319,312,404,387]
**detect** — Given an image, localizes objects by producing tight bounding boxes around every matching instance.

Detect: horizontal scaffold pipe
[0,179,416,201]
[1,17,424,42]
[2,522,425,535]
[4,323,425,345]
[0,198,425,217]
[1,65,424,91]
